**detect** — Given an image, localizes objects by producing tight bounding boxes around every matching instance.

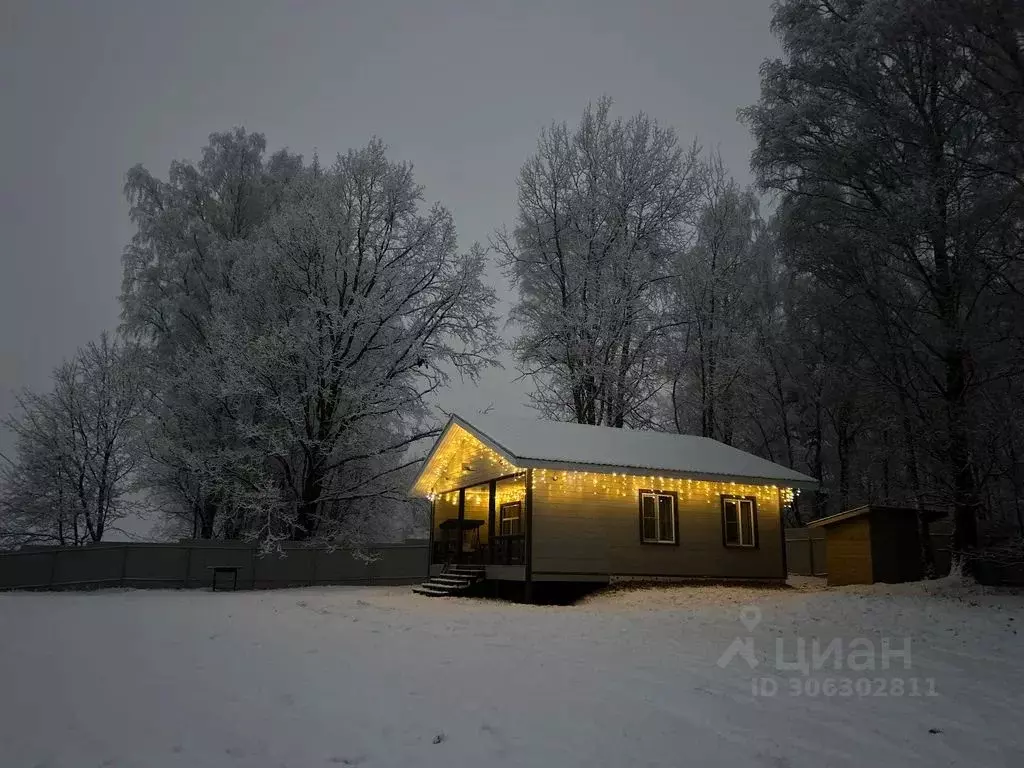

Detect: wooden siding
[530,472,785,580]
[824,517,873,585]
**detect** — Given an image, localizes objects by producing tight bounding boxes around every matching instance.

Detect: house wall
[824,518,873,585]
[529,471,786,581]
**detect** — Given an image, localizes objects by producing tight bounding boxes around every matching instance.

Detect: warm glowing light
[530,470,781,508]
[420,426,792,518]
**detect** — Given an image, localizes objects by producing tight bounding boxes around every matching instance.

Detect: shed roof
[805,505,947,528]
[411,413,817,496]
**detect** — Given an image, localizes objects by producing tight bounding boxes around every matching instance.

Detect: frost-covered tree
[0,334,149,547]
[193,143,498,544]
[122,133,496,545]
[495,98,702,427]
[663,154,767,443]
[121,129,304,537]
[742,0,1024,557]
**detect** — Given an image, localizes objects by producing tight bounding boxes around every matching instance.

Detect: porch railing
[431,534,525,566]
[491,534,525,566]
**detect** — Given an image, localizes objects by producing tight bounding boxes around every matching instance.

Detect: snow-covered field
[1,578,1021,768]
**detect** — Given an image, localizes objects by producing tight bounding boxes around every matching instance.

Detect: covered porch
[430,471,529,578]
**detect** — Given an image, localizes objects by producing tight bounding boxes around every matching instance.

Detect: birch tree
[496,98,702,427]
[121,128,304,537]
[663,154,766,443]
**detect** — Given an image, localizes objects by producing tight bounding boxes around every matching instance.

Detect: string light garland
[420,425,521,500]
[419,425,799,510]
[530,468,787,507]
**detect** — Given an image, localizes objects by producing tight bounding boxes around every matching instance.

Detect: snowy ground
[1,578,1021,768]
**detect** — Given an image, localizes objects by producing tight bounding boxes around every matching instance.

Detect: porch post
[457,488,466,563]
[427,499,435,569]
[488,479,496,566]
[524,468,534,602]
[778,487,789,580]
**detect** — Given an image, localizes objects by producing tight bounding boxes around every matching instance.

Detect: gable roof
[411,413,818,496]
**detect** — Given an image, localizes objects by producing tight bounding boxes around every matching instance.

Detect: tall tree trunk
[809,397,824,519]
[897,385,936,578]
[1008,438,1024,538]
[927,104,979,566]
[947,354,979,556]
[295,463,323,541]
[703,286,717,439]
[200,502,217,539]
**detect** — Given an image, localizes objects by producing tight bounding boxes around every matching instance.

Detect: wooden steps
[412,564,486,596]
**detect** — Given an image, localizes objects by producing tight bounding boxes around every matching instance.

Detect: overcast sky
[0,0,780,459]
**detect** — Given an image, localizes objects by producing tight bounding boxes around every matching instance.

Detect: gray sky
[1,0,779,458]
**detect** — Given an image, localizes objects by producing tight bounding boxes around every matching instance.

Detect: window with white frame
[499,502,522,536]
[639,491,676,544]
[722,496,758,547]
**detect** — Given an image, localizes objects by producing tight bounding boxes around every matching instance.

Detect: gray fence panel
[254,549,316,588]
[51,546,124,586]
[811,538,826,575]
[786,539,810,576]
[785,529,827,577]
[310,549,370,583]
[369,546,429,583]
[124,546,189,586]
[0,541,423,591]
[0,551,54,589]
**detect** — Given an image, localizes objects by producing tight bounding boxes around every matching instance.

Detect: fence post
[310,548,318,587]
[250,547,256,590]
[121,545,129,587]
[184,546,192,589]
[808,537,815,576]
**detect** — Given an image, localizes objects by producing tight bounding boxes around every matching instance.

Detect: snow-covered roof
[413,413,817,494]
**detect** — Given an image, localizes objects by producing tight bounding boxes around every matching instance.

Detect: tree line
[3,0,1021,567]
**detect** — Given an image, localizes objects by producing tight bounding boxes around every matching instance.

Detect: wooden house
[409,414,817,598]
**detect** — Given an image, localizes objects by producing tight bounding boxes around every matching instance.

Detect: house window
[499,502,522,536]
[639,491,677,544]
[722,496,758,548]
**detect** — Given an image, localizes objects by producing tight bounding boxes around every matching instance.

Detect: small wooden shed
[806,505,944,586]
